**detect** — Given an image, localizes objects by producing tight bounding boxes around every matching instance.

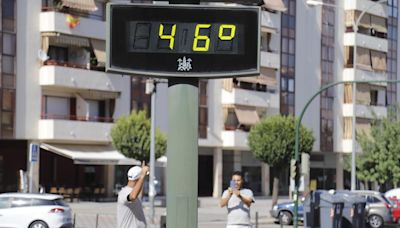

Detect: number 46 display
[159,23,236,51]
[129,22,241,54]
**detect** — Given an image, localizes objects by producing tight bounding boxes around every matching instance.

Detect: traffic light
[290,159,301,187]
[290,159,296,179]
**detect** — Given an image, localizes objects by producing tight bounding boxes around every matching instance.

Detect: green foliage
[248,115,315,167]
[356,107,400,185]
[111,110,167,162]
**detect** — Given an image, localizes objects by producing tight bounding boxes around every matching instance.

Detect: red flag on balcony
[66,14,80,29]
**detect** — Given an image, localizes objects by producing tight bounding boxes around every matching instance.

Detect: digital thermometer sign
[107,4,260,78]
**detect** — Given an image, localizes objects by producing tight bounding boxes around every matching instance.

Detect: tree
[248,115,314,207]
[111,110,167,162]
[356,109,400,190]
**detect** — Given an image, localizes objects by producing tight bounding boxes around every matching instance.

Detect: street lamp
[145,79,157,223]
[306,0,387,191]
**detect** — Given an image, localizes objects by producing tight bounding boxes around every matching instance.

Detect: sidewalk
[69,196,290,228]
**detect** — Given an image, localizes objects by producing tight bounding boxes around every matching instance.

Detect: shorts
[226,225,251,228]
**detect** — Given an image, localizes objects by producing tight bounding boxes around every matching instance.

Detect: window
[87,100,100,121]
[88,1,106,20]
[370,90,378,106]
[2,0,14,19]
[0,197,10,209]
[3,33,15,55]
[280,0,296,116]
[44,96,71,119]
[199,80,208,138]
[32,199,53,206]
[10,198,31,208]
[2,55,14,74]
[48,46,68,63]
[367,196,381,203]
[2,0,15,32]
[2,89,14,111]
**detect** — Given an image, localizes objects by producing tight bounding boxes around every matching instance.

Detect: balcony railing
[44,59,105,72]
[41,113,114,123]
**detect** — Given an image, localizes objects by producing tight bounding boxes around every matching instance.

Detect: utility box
[335,191,366,228]
[319,192,344,228]
[304,190,325,228]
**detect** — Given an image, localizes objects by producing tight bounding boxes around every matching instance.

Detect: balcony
[342,68,387,85]
[344,0,387,18]
[261,51,280,69]
[38,119,113,143]
[344,33,388,52]
[261,11,280,31]
[40,11,105,40]
[221,130,249,150]
[40,65,125,93]
[221,87,279,109]
[342,103,387,119]
[342,139,361,153]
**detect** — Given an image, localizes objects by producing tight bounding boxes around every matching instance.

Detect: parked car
[385,188,400,200]
[0,192,72,228]
[270,200,304,225]
[353,190,393,228]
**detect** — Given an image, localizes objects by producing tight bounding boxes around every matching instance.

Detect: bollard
[279,213,283,228]
[73,213,76,228]
[95,214,99,228]
[255,211,258,228]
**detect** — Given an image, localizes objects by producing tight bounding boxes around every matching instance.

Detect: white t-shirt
[222,188,254,226]
[117,186,147,228]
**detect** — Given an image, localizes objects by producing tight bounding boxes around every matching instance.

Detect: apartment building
[297,0,395,191]
[0,0,133,197]
[204,0,398,197]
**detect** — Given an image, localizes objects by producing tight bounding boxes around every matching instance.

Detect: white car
[0,192,72,228]
[386,188,400,200]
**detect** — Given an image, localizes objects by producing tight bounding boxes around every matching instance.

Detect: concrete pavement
[69,196,293,228]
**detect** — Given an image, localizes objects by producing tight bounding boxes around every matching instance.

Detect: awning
[42,32,90,48]
[61,0,98,12]
[40,143,140,165]
[262,0,287,12]
[90,39,106,66]
[261,26,277,34]
[234,106,260,126]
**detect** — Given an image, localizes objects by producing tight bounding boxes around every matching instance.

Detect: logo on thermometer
[177,56,193,72]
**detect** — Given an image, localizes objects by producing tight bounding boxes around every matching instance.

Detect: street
[69,196,293,228]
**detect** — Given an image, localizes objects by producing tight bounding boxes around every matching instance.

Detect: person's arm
[129,162,149,201]
[219,188,233,207]
[233,189,253,207]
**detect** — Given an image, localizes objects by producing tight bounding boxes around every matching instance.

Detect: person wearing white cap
[117,161,149,228]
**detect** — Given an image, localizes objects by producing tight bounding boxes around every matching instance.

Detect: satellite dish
[38,49,49,61]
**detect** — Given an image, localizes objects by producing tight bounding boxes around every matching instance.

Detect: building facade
[0,0,134,197]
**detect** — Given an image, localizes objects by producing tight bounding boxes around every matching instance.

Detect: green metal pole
[293,79,400,228]
[166,78,199,228]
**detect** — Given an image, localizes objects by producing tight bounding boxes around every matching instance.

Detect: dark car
[270,200,304,225]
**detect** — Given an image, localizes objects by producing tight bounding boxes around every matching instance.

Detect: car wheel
[29,220,49,228]
[368,214,383,228]
[279,211,293,225]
